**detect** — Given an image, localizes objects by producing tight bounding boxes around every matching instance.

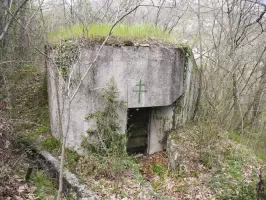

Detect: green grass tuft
[65,148,79,171]
[30,170,56,199]
[19,126,49,144]
[48,23,176,43]
[41,135,60,152]
[256,153,266,162]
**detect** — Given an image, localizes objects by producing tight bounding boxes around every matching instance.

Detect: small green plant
[152,163,168,177]
[18,126,49,145]
[200,151,214,169]
[181,45,191,58]
[65,148,79,171]
[227,157,243,179]
[83,78,127,156]
[41,135,60,152]
[30,170,56,199]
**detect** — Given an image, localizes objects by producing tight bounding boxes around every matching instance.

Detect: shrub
[83,78,127,156]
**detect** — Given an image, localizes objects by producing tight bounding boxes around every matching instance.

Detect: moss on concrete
[48,23,177,44]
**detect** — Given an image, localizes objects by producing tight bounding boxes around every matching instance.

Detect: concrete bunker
[46,40,199,155]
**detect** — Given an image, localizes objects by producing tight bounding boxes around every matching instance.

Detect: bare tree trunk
[0,0,30,41]
[236,61,266,129]
[56,99,67,200]
[232,73,238,121]
[225,0,241,129]
[250,62,266,126]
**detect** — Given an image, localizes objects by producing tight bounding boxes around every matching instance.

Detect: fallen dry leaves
[137,152,168,181]
[0,175,38,200]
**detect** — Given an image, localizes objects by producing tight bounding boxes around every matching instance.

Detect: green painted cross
[133,79,147,104]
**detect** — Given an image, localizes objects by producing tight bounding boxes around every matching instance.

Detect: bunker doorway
[127,107,151,154]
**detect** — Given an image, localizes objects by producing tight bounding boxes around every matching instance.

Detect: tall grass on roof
[48,23,176,43]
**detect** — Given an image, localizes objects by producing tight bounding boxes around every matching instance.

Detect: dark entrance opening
[127,107,150,154]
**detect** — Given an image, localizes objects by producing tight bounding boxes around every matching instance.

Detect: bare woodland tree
[183,0,266,129]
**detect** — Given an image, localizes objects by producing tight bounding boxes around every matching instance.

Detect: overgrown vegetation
[167,123,266,199]
[8,63,52,150]
[82,78,127,156]
[48,23,176,44]
[210,156,257,199]
[41,134,60,152]
[0,62,59,199]
[29,170,57,200]
[0,63,50,152]
[54,40,79,80]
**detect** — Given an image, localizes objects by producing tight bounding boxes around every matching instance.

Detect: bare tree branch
[0,0,30,41]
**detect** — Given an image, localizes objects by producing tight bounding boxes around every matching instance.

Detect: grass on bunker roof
[48,23,178,44]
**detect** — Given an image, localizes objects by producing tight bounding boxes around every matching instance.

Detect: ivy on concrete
[54,40,79,80]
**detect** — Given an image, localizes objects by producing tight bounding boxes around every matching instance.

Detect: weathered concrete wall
[47,43,194,153]
[173,52,199,126]
[148,52,199,154]
[148,106,173,154]
[81,45,184,108]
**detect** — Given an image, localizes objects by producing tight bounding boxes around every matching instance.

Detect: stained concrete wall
[148,106,173,154]
[47,43,195,153]
[81,45,184,108]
